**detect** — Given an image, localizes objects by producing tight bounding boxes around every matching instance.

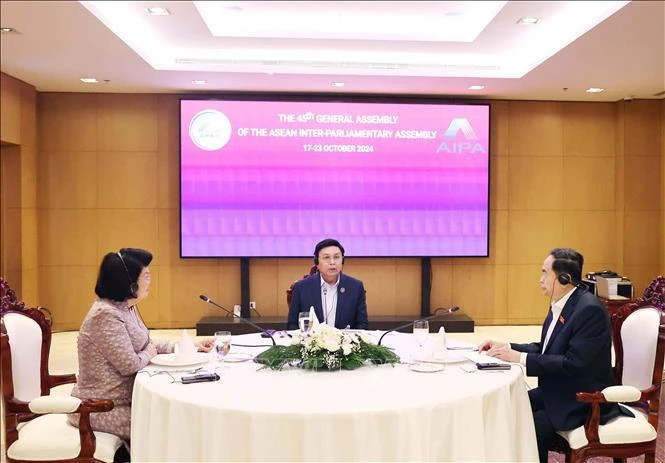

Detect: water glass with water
[298,312,312,333]
[214,331,232,363]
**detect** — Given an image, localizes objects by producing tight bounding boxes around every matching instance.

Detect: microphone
[199,294,276,346]
[377,306,460,346]
[322,288,328,323]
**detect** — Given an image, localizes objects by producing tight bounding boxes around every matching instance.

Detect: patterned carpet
[548,392,664,463]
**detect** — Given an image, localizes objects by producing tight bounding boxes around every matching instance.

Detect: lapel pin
[559,315,565,324]
[340,287,345,294]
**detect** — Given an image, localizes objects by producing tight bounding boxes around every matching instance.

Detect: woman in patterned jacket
[68,248,213,450]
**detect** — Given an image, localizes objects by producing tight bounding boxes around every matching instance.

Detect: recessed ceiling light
[80,78,99,83]
[517,17,540,25]
[468,85,485,90]
[1,27,17,33]
[192,80,207,85]
[586,87,605,93]
[146,7,170,16]
[331,82,345,87]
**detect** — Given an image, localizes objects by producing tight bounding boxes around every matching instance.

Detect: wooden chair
[286,264,319,306]
[1,278,123,463]
[550,293,665,463]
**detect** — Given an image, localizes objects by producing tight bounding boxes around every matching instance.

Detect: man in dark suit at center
[479,247,630,463]
[287,238,368,330]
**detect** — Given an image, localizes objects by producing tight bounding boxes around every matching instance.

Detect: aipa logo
[436,118,487,154]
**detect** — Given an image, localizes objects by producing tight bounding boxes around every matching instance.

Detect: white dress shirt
[320,275,340,327]
[519,286,577,365]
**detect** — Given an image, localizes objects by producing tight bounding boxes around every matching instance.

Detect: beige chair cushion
[7,413,123,462]
[557,405,657,449]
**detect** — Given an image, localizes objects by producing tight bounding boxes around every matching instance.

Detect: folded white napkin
[432,327,447,357]
[174,330,197,361]
[309,305,321,327]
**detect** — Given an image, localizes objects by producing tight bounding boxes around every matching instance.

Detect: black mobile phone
[181,373,220,384]
[476,362,511,371]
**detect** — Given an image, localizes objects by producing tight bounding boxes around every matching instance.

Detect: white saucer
[413,352,467,364]
[409,362,445,373]
[223,352,253,363]
[151,352,210,367]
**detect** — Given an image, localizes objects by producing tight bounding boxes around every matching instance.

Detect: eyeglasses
[319,255,343,263]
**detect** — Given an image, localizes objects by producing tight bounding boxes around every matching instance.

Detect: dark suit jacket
[511,287,626,431]
[286,273,368,330]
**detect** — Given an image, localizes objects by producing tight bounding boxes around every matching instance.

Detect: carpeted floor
[548,392,664,463]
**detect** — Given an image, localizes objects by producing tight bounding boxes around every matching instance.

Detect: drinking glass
[413,320,430,350]
[214,331,232,365]
[298,312,312,333]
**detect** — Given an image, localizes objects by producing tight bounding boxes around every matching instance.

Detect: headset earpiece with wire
[552,255,581,287]
[117,252,139,297]
[557,273,572,285]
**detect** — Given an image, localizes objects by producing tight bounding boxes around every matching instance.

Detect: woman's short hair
[95,248,153,302]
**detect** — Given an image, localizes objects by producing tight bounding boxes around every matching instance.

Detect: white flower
[320,332,342,352]
[341,342,353,355]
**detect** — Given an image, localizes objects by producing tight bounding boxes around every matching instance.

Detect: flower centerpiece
[255,324,400,371]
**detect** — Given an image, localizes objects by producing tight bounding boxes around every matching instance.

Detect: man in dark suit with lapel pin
[479,247,629,463]
[287,238,368,330]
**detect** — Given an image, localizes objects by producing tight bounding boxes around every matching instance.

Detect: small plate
[413,352,467,364]
[150,352,210,367]
[410,362,445,373]
[223,352,253,363]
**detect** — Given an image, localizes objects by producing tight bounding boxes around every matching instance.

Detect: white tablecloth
[131,331,538,462]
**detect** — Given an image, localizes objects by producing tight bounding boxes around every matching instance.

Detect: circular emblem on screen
[189,109,232,151]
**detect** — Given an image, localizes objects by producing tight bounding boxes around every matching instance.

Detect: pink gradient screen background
[180,99,489,257]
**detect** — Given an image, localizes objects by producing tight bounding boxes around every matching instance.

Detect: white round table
[131,331,538,462]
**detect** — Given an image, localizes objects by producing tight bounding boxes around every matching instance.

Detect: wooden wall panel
[662,100,665,272]
[508,157,563,210]
[563,157,615,210]
[96,94,158,152]
[562,212,616,265]
[1,74,22,145]
[1,73,37,304]
[451,264,507,325]
[97,152,158,208]
[38,93,98,152]
[624,156,662,210]
[624,100,661,157]
[506,264,547,322]
[29,93,665,330]
[38,209,98,267]
[617,100,663,294]
[507,211,564,265]
[562,103,616,157]
[38,150,97,209]
[508,101,563,157]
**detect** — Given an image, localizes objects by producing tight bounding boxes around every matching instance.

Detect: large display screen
[180,97,490,257]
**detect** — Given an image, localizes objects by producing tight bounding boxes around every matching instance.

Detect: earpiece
[117,252,139,296]
[557,273,572,285]
[552,255,580,286]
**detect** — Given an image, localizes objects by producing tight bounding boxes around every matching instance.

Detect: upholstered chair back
[620,307,660,390]
[3,312,44,402]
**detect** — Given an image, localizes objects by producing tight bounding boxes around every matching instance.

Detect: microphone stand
[377,306,460,346]
[199,294,276,346]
